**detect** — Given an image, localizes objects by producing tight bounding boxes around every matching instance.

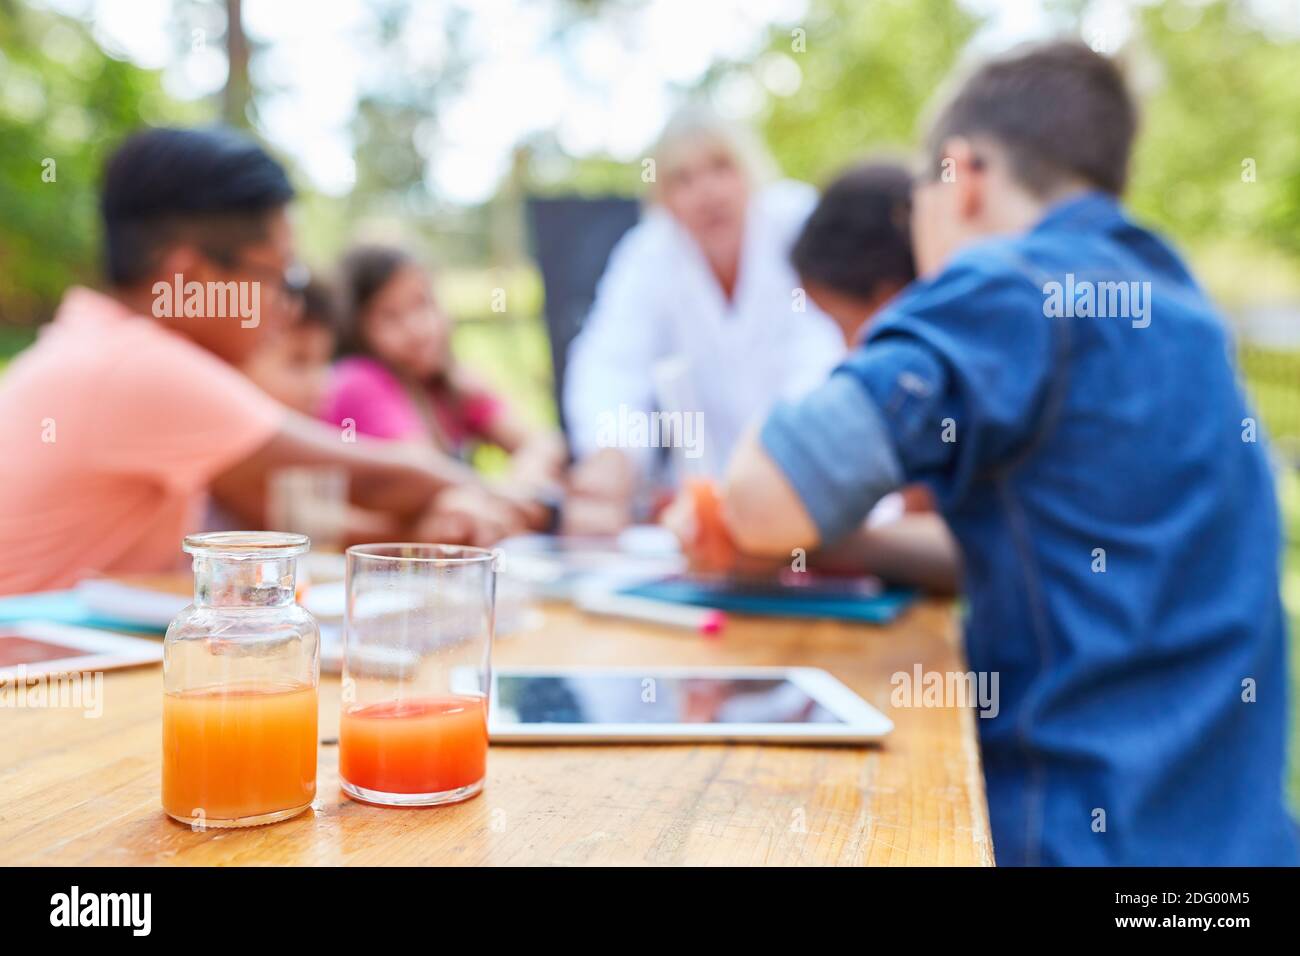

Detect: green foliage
[524,149,644,198]
[443,264,555,431]
[345,1,474,217]
[1129,1,1300,261]
[707,0,1300,286]
[745,0,979,185]
[452,314,555,425]
[1240,347,1300,449]
[0,2,197,326]
[1279,467,1300,812]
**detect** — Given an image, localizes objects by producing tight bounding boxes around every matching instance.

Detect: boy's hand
[662,478,741,577]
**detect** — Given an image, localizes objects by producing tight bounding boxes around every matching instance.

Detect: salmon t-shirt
[0,287,283,594]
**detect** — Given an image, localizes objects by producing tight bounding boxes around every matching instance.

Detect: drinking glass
[339,544,497,807]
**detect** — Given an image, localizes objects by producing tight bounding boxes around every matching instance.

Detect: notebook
[618,574,915,624]
[0,581,185,634]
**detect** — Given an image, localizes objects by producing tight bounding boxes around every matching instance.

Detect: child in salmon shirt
[324,245,566,494]
[0,128,530,594]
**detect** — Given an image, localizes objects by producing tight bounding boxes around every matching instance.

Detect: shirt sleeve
[323,359,421,441]
[758,251,1057,540]
[852,251,1058,497]
[459,387,504,438]
[91,329,284,495]
[759,369,907,543]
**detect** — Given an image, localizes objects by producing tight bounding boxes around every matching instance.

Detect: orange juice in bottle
[162,532,320,828]
[162,682,318,825]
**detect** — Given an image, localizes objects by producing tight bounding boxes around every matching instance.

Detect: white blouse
[563,180,844,483]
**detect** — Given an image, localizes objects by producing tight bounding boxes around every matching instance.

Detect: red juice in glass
[341,544,496,808]
[340,694,488,801]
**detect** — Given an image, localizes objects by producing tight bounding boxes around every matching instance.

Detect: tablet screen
[0,624,163,682]
[495,674,844,725]
[0,635,87,667]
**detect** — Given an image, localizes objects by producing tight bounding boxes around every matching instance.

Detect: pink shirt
[0,288,283,594]
[322,356,501,456]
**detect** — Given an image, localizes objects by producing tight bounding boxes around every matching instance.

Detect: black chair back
[525,195,641,435]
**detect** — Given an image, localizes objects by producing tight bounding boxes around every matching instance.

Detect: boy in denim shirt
[690,41,1298,865]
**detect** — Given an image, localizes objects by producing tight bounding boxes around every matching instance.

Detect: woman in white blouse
[562,108,843,532]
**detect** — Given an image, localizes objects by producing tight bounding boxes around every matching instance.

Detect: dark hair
[297,277,340,335]
[791,161,915,300]
[926,40,1137,196]
[100,126,295,286]
[334,244,419,357]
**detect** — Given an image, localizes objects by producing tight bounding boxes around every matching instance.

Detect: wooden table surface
[0,597,993,866]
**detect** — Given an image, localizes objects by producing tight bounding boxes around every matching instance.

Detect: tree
[223,0,251,127]
[703,0,979,186]
[0,1,196,329]
[1128,0,1300,260]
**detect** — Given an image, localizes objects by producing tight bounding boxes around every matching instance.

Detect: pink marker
[700,609,726,639]
[576,591,728,637]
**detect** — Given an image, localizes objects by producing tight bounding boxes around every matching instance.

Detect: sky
[41,0,1098,204]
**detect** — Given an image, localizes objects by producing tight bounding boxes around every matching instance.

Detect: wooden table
[0,598,992,866]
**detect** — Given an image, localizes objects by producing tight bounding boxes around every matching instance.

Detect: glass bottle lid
[183,531,310,559]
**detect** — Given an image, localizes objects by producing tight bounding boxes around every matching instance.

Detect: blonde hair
[647,106,777,203]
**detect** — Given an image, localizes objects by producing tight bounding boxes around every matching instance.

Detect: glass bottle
[162,531,320,828]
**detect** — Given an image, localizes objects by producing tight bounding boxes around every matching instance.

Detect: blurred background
[1,0,1298,798]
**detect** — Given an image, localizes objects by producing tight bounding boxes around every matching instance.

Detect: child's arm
[210,410,481,525]
[675,340,962,584]
[691,260,1055,581]
[720,370,910,555]
[718,433,822,556]
[452,367,567,489]
[809,513,962,594]
[490,413,568,488]
[669,463,961,591]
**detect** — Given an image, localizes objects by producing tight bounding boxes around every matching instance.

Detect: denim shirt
[761,192,1298,865]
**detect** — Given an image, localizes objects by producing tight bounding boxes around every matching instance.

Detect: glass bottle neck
[193,555,298,608]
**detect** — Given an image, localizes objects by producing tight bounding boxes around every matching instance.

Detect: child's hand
[488,479,555,532]
[416,484,525,547]
[562,448,636,535]
[561,494,632,536]
[662,478,739,577]
[567,448,635,501]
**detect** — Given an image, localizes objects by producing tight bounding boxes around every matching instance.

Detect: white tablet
[488,666,892,743]
[0,620,162,682]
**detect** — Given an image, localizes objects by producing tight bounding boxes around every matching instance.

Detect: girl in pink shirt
[324,245,565,484]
